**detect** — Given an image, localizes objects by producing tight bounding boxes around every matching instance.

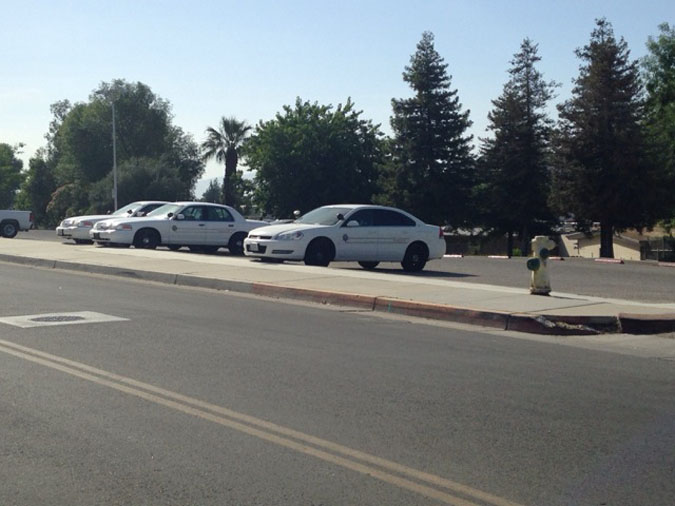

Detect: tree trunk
[520,224,530,257]
[599,222,614,258]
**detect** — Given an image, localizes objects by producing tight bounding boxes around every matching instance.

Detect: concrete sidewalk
[2,238,674,335]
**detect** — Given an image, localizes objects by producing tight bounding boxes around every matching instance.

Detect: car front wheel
[304,239,332,267]
[134,229,160,249]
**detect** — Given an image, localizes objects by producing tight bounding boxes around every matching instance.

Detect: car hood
[63,214,116,224]
[97,214,172,227]
[248,223,331,236]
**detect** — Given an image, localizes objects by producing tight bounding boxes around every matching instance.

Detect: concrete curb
[618,313,675,335]
[2,252,674,336]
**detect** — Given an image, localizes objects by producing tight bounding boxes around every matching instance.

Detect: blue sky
[2,0,672,196]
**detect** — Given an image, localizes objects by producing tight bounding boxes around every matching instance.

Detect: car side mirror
[337,213,345,221]
[346,220,360,227]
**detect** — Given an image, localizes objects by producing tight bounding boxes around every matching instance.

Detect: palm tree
[200,117,251,206]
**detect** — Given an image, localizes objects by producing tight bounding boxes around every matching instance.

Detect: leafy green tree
[642,23,675,229]
[551,19,659,258]
[200,117,251,207]
[45,79,203,216]
[201,178,223,203]
[245,98,383,217]
[380,31,475,226]
[88,157,190,213]
[14,149,57,226]
[478,39,558,255]
[0,143,25,208]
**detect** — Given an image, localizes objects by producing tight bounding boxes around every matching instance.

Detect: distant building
[559,232,642,261]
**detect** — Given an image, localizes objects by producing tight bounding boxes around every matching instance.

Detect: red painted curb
[251,283,377,310]
[374,297,510,329]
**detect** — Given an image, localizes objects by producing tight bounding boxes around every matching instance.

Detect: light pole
[112,102,118,211]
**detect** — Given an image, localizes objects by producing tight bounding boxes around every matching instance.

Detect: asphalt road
[14,229,675,303]
[1,263,673,505]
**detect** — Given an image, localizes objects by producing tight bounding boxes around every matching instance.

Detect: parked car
[56,201,168,244]
[0,209,33,238]
[243,204,446,272]
[90,202,268,254]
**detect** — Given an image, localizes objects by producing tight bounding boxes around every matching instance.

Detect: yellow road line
[0,338,525,506]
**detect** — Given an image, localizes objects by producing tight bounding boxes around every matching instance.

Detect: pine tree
[552,19,656,258]
[384,31,474,227]
[642,23,675,229]
[479,39,558,256]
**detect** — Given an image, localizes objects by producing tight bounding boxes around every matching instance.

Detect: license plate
[248,242,259,252]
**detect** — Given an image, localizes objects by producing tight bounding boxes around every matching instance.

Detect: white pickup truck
[0,210,34,238]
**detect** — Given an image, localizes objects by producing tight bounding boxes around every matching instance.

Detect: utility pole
[112,102,118,211]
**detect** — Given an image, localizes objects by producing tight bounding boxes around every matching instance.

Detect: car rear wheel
[228,232,247,256]
[401,242,428,272]
[133,229,159,249]
[304,238,332,267]
[358,261,379,270]
[1,221,18,238]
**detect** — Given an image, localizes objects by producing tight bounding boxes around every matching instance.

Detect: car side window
[374,209,416,227]
[345,209,375,227]
[143,204,163,214]
[181,206,204,221]
[206,207,234,222]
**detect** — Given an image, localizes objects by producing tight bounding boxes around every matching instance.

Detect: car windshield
[111,202,141,216]
[295,207,352,226]
[146,203,181,217]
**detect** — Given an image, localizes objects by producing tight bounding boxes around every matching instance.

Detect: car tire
[133,229,160,249]
[1,221,18,238]
[228,232,247,256]
[401,242,428,272]
[304,238,333,267]
[358,261,379,270]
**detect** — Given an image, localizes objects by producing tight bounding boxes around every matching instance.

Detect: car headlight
[114,223,133,231]
[275,230,304,241]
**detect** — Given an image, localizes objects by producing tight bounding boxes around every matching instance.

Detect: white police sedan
[243,204,446,272]
[90,202,267,254]
[56,201,168,244]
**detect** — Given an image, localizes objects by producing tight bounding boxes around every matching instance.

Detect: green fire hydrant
[527,236,556,295]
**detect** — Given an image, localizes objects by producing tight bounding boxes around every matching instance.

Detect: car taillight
[438,226,444,238]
